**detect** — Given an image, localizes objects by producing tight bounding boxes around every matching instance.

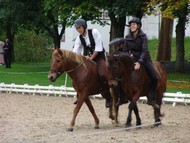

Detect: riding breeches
[143,61,158,92]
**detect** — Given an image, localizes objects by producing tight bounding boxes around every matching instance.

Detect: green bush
[14,29,53,62]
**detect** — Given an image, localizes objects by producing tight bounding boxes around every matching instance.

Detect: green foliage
[146,0,189,19]
[14,29,53,62]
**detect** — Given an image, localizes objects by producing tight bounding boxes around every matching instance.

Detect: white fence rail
[0,82,190,107]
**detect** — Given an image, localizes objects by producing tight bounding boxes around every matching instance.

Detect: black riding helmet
[75,19,87,29]
[129,17,142,28]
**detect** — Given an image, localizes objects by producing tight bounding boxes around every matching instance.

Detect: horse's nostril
[50,76,54,80]
[48,75,56,82]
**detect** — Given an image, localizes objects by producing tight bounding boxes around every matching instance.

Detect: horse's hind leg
[85,97,100,129]
[133,103,141,127]
[154,90,163,126]
[154,108,161,126]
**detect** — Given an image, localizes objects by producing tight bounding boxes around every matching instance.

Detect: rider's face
[130,22,138,32]
[76,26,85,35]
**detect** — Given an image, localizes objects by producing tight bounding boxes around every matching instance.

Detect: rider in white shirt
[73,19,112,108]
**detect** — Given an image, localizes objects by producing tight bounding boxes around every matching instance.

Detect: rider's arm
[73,36,83,54]
[88,51,98,60]
[138,34,149,63]
[92,29,104,52]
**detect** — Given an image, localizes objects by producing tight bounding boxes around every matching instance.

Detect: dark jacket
[3,42,12,54]
[123,30,151,64]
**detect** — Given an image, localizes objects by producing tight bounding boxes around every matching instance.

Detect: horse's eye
[57,60,61,63]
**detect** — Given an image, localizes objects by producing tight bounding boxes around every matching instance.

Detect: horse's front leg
[67,94,85,132]
[85,97,99,129]
[109,87,119,125]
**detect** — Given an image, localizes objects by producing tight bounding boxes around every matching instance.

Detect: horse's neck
[120,56,134,74]
[62,50,87,77]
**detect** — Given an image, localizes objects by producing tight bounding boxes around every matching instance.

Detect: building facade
[60,14,190,52]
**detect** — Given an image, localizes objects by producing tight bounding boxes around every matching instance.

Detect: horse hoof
[125,123,132,128]
[136,125,141,129]
[154,122,161,127]
[67,128,73,132]
[94,126,99,129]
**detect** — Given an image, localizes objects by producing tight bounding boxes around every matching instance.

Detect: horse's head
[106,51,134,81]
[48,48,65,82]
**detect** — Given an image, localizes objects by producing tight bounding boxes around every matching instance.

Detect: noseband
[50,68,61,75]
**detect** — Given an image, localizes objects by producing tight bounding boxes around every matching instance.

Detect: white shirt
[73,29,104,54]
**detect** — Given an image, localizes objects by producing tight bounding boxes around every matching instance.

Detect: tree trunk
[110,16,126,40]
[109,12,126,53]
[175,5,188,72]
[157,17,173,62]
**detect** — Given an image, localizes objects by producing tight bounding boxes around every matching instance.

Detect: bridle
[50,58,88,75]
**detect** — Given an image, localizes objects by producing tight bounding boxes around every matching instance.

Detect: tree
[157,17,173,61]
[175,4,189,72]
[0,0,42,61]
[99,0,148,40]
[147,0,190,72]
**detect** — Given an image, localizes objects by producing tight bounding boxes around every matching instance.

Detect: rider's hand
[85,56,90,59]
[134,62,141,70]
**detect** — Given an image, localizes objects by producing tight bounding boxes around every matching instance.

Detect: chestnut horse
[48,48,114,132]
[107,51,167,127]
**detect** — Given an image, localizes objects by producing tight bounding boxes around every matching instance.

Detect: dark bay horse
[48,48,114,132]
[107,51,167,127]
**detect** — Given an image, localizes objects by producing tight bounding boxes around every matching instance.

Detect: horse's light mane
[60,49,84,64]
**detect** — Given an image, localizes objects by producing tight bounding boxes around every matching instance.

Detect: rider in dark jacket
[3,39,12,68]
[119,17,159,109]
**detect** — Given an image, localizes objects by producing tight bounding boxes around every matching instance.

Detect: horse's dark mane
[111,50,134,68]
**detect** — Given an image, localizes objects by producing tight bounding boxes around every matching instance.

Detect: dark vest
[80,29,105,61]
[79,29,95,56]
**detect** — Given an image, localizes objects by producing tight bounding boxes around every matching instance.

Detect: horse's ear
[51,48,55,53]
[56,48,62,55]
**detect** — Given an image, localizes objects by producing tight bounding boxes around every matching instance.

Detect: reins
[65,58,88,73]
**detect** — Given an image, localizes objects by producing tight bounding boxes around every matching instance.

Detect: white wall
[61,14,190,52]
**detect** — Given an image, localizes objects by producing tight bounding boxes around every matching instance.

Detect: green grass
[0,63,73,87]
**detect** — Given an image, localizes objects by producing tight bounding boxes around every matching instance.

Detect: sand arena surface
[0,93,190,143]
